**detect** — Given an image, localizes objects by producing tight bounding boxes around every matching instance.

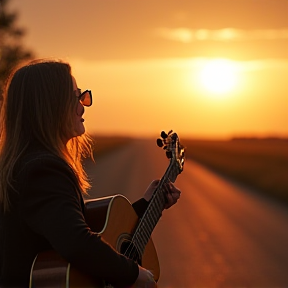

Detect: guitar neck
[131,161,178,255]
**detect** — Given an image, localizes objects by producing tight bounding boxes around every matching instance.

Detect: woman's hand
[132,265,157,288]
[143,179,181,209]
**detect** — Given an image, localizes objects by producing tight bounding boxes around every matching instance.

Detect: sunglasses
[75,89,92,107]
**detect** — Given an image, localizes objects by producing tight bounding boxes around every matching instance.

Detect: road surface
[84,138,288,288]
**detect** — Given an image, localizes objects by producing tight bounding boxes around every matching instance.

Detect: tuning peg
[156,138,164,147]
[161,131,168,139]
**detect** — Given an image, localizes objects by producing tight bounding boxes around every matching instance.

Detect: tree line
[0,0,34,98]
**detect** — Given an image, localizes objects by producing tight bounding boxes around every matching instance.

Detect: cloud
[155,27,288,42]
[155,27,193,43]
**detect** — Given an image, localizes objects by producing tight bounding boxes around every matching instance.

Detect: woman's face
[72,76,86,137]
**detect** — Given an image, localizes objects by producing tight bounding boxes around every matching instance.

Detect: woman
[0,59,180,287]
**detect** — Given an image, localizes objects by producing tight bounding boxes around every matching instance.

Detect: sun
[199,59,238,95]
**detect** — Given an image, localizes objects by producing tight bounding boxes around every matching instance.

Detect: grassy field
[181,138,288,205]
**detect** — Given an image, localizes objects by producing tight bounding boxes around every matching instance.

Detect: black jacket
[0,145,148,287]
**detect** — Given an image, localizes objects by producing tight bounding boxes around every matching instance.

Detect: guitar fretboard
[123,131,184,262]
[130,161,178,256]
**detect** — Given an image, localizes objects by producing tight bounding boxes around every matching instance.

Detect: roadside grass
[182,138,288,205]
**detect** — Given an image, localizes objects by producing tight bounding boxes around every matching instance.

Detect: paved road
[84,139,288,288]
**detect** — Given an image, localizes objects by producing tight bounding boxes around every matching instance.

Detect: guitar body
[30,195,160,288]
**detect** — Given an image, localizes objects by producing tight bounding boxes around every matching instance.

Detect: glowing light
[199,59,238,95]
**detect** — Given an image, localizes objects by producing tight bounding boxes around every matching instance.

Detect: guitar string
[122,145,183,262]
[123,168,177,260]
[123,185,167,260]
[123,195,161,259]
[122,163,175,259]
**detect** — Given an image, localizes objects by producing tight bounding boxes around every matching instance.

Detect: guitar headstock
[157,130,185,182]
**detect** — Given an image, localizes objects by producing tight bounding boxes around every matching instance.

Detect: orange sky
[8,0,288,139]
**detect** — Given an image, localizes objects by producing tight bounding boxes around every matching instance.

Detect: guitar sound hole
[119,237,142,265]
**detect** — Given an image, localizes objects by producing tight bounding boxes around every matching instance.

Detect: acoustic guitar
[29,131,185,288]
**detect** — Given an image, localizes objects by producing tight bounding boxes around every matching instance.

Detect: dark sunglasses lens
[80,90,92,106]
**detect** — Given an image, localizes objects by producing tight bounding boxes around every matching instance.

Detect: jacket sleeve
[132,198,149,218]
[18,155,138,286]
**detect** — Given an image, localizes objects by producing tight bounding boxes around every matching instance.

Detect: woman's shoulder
[14,145,81,198]
[21,150,64,165]
[16,145,70,177]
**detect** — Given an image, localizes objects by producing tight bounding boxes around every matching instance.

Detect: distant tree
[0,0,34,98]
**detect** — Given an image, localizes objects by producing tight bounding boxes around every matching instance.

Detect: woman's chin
[76,124,85,136]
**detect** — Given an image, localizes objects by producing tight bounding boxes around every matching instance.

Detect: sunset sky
[8,0,288,139]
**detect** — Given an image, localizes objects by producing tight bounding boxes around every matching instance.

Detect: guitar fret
[154,194,164,210]
[139,219,153,240]
[132,200,163,254]
[147,211,159,229]
[147,204,161,225]
[141,228,150,245]
[150,204,159,221]
[134,234,145,254]
[133,226,151,254]
[145,215,154,232]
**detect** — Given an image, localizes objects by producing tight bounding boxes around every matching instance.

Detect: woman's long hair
[0,59,93,212]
